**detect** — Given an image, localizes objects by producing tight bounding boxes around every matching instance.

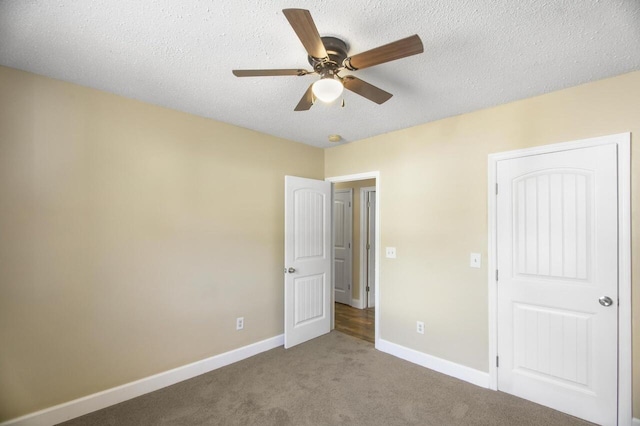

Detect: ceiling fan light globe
[312,78,343,103]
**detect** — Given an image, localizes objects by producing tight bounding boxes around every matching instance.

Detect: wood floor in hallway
[334,302,375,344]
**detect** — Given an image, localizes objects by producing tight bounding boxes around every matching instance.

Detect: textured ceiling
[1,0,639,148]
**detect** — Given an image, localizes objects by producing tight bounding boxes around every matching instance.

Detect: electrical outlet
[416,321,425,334]
[236,317,244,330]
[386,247,397,258]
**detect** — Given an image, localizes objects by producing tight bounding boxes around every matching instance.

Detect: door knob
[288,267,296,273]
[598,296,613,307]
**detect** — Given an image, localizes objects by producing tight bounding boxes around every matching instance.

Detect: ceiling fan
[232,9,424,111]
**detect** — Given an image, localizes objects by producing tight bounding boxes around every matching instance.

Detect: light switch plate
[386,247,396,258]
[470,253,481,268]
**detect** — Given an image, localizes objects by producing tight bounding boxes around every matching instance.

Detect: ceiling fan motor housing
[308,36,349,73]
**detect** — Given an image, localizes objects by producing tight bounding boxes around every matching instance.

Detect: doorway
[328,173,380,346]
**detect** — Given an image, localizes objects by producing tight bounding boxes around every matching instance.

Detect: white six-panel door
[496,145,618,425]
[284,176,332,349]
[333,189,353,305]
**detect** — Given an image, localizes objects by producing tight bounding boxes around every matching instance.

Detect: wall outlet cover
[386,247,397,258]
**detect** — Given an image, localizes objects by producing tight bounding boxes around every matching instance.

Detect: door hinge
[348,284,351,289]
[496,270,499,281]
[496,356,499,367]
[349,201,351,207]
[348,243,351,248]
[366,286,370,292]
[367,243,370,250]
[495,183,498,195]
[367,201,371,208]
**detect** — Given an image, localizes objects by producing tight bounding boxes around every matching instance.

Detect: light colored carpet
[59,331,592,425]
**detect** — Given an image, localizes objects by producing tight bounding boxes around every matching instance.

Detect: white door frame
[327,172,380,347]
[360,186,376,309]
[487,133,631,424]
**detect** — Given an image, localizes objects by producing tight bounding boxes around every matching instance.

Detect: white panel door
[497,145,618,425]
[284,176,332,349]
[366,191,376,308]
[333,189,352,305]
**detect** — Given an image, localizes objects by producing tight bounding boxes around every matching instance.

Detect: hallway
[334,303,375,344]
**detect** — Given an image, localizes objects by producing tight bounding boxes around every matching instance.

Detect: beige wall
[334,179,376,303]
[0,66,324,421]
[1,64,638,421]
[325,71,640,417]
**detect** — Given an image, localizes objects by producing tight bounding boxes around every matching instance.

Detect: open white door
[284,176,332,349]
[366,191,376,308]
[333,189,352,305]
[496,144,618,425]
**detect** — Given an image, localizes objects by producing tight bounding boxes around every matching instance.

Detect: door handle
[598,296,613,307]
[288,267,296,273]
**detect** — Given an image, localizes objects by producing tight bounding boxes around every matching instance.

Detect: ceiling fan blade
[282,9,328,60]
[294,83,315,111]
[232,69,311,77]
[344,35,424,70]
[342,76,393,104]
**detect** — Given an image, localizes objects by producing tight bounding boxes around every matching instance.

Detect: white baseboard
[350,298,364,309]
[377,339,490,389]
[632,417,640,426]
[1,334,284,426]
